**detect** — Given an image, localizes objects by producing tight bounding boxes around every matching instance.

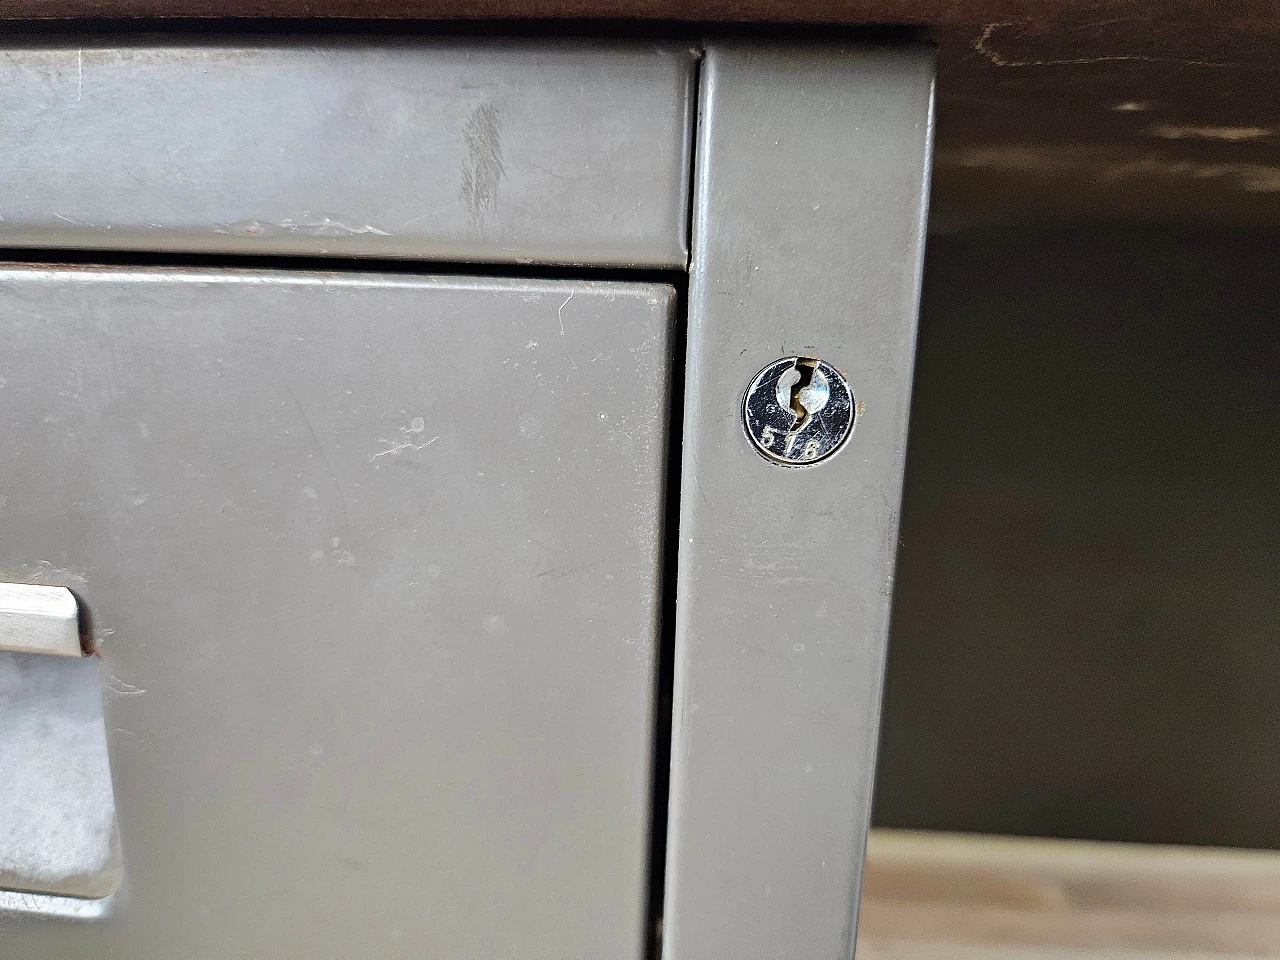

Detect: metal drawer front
[0,40,694,267]
[0,266,674,959]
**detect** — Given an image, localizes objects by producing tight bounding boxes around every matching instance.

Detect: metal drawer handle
[0,582,85,658]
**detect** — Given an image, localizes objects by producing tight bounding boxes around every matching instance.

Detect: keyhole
[774,357,831,435]
[789,359,816,430]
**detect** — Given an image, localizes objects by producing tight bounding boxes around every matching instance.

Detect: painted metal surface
[663,44,934,959]
[0,583,83,657]
[0,40,694,268]
[0,266,674,958]
[0,652,120,900]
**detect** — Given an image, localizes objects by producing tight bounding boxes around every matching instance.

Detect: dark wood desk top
[3,1,1277,226]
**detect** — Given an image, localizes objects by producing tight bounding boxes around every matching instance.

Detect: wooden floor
[856,830,1280,959]
[859,945,1264,960]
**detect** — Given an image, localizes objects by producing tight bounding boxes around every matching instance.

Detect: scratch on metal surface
[370,417,438,462]
[461,100,506,227]
[431,293,491,329]
[557,294,574,336]
[7,561,89,588]
[369,435,437,462]
[214,218,391,238]
[76,49,82,101]
[104,674,146,697]
[287,388,350,538]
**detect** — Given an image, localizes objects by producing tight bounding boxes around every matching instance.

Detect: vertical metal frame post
[664,43,935,959]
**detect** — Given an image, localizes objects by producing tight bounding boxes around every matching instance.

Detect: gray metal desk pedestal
[0,36,934,960]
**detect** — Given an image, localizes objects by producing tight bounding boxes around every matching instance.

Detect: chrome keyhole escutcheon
[742,356,855,466]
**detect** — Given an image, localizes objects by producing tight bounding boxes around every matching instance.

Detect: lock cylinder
[742,356,856,465]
